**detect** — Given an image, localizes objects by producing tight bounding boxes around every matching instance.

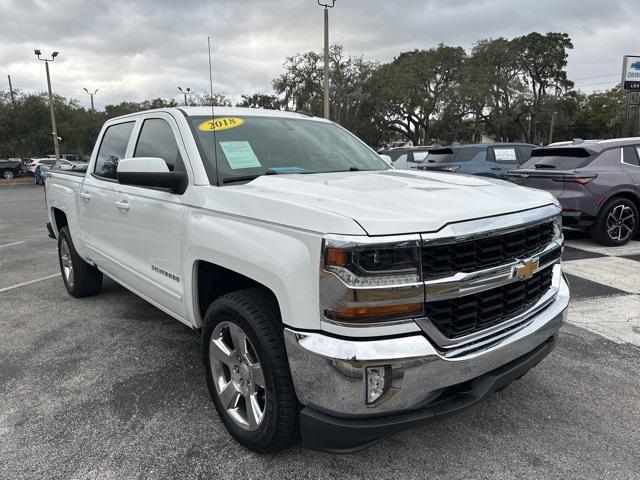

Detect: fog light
[365,366,391,405]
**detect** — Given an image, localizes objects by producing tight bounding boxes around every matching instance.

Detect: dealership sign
[622,55,640,92]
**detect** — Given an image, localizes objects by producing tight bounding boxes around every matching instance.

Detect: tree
[192,93,233,107]
[514,32,574,143]
[464,38,528,142]
[237,93,283,110]
[367,44,466,144]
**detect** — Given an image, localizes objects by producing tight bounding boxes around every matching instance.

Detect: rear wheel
[57,226,103,297]
[202,288,299,453]
[591,197,638,246]
[2,170,14,180]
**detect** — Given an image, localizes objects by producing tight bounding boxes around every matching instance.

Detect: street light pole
[178,86,191,106]
[83,88,98,113]
[7,75,15,104]
[548,111,556,145]
[318,0,335,120]
[35,50,60,162]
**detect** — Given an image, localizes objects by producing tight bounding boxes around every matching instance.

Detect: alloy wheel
[60,238,74,287]
[606,204,635,242]
[209,321,267,431]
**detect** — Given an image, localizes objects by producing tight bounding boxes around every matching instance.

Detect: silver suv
[506,138,640,246]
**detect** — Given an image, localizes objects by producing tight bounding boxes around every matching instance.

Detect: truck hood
[222,170,558,236]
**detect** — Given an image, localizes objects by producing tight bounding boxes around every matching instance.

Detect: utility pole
[317,0,335,120]
[178,86,191,106]
[35,50,60,162]
[7,75,15,104]
[548,111,556,145]
[83,88,98,113]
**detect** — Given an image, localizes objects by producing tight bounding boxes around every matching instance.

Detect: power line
[572,73,619,82]
[574,80,620,88]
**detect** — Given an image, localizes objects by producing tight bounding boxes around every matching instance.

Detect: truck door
[109,114,189,319]
[80,120,136,269]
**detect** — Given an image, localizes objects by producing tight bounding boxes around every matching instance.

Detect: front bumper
[284,271,569,451]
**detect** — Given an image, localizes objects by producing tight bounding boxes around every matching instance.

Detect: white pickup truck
[45,107,569,453]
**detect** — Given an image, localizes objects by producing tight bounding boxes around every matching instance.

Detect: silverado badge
[513,258,539,281]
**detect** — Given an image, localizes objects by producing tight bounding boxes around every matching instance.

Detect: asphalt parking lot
[1,184,639,480]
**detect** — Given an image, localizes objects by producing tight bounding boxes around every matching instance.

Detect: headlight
[553,214,563,243]
[324,240,421,286]
[320,235,424,325]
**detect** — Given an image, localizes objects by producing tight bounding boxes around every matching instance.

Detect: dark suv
[418,143,536,178]
[506,139,640,246]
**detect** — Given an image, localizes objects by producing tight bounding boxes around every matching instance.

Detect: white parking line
[563,256,640,294]
[0,241,26,248]
[568,295,640,347]
[565,239,640,256]
[0,273,61,293]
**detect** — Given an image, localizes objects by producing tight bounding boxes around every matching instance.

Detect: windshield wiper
[222,168,297,184]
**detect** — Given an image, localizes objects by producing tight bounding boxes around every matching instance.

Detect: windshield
[189,115,388,184]
[519,147,596,170]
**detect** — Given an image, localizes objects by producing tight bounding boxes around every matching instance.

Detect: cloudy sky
[0,0,637,109]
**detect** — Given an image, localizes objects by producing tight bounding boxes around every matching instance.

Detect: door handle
[79,191,91,201]
[490,167,502,170]
[115,200,130,211]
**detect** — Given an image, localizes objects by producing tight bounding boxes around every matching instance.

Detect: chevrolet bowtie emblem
[513,258,539,281]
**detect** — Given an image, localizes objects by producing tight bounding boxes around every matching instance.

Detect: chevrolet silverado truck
[45,107,569,453]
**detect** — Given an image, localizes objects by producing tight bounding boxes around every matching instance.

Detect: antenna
[208,36,220,186]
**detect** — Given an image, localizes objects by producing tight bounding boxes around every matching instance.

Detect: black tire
[202,288,299,453]
[57,226,103,297]
[2,170,14,180]
[591,197,639,246]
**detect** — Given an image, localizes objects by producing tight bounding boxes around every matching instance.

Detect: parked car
[35,163,55,184]
[378,146,435,170]
[58,158,89,172]
[25,158,57,175]
[45,107,568,453]
[47,153,88,162]
[418,143,536,178]
[0,158,23,179]
[506,138,640,246]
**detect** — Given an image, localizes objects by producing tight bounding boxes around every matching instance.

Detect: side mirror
[116,157,187,193]
[379,154,393,167]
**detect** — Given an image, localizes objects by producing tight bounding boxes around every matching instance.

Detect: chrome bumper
[285,268,569,416]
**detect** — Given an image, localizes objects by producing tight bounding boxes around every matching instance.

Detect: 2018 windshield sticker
[198,117,245,132]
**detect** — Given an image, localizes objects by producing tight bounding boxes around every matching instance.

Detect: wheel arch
[51,207,68,235]
[597,189,640,215]
[192,260,283,329]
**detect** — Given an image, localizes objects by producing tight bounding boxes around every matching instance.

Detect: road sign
[622,55,640,92]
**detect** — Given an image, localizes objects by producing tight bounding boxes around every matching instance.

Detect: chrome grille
[422,221,555,279]
[424,267,554,339]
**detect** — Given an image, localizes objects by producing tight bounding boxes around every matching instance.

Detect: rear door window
[455,147,483,162]
[490,147,518,163]
[94,122,135,179]
[520,147,597,170]
[623,146,640,166]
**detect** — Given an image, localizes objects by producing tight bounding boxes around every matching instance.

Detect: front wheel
[202,288,299,453]
[2,170,14,180]
[591,197,639,246]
